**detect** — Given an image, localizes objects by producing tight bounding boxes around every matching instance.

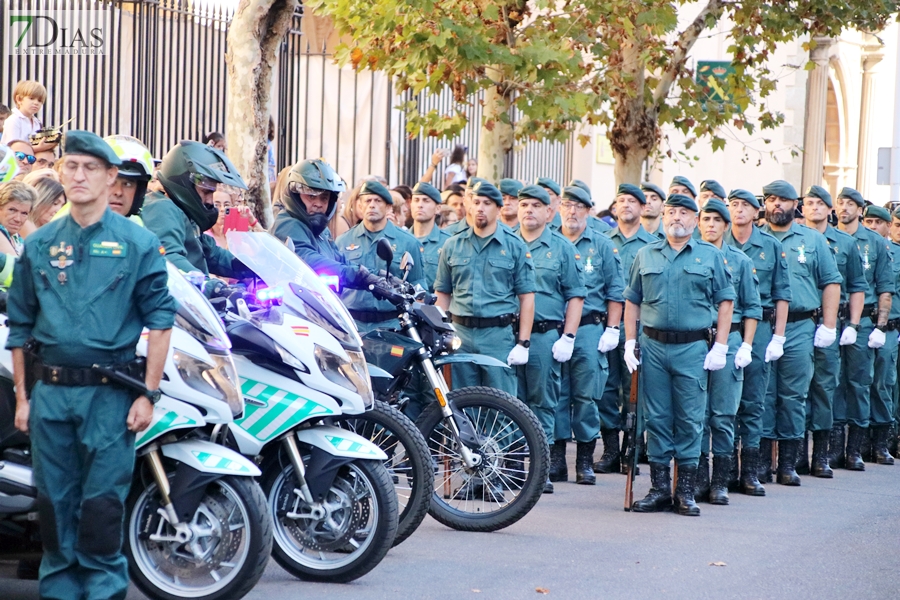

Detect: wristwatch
[517,339,531,349]
[145,389,162,405]
[848,322,859,330]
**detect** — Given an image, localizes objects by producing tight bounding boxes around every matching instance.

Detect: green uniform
[515,227,586,442]
[555,226,625,443]
[871,239,900,426]
[271,211,362,286]
[589,216,611,234]
[434,224,535,396]
[808,226,867,432]
[624,238,735,467]
[599,225,656,429]
[762,223,842,441]
[415,224,451,293]
[142,190,240,277]
[550,212,562,229]
[646,221,666,241]
[725,227,792,449]
[834,225,894,428]
[336,221,425,333]
[6,209,176,600]
[702,245,761,455]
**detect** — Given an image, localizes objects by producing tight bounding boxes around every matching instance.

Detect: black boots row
[549,440,597,486]
[828,424,895,470]
[631,462,699,516]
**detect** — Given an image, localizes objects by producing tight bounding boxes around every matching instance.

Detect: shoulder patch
[346,244,359,251]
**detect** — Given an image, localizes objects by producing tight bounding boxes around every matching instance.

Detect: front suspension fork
[419,355,481,468]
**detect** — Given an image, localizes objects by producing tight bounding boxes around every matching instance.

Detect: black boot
[862,427,874,463]
[673,463,701,516]
[739,447,766,496]
[709,455,731,505]
[727,442,740,492]
[845,425,867,471]
[631,462,673,512]
[695,453,710,502]
[872,424,895,466]
[593,428,621,473]
[889,424,899,457]
[549,440,568,482]
[828,424,845,469]
[795,432,810,475]
[811,430,833,478]
[575,441,597,484]
[776,439,801,486]
[758,438,774,483]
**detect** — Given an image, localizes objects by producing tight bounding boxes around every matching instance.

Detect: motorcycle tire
[333,400,433,546]
[263,457,397,583]
[416,386,550,533]
[126,475,273,600]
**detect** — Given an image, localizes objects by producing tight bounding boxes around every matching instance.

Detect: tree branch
[652,0,722,106]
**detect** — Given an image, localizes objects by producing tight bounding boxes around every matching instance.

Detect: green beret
[63,130,123,167]
[863,205,891,222]
[617,183,646,204]
[669,176,697,198]
[535,177,561,196]
[762,180,799,200]
[641,182,666,202]
[700,179,726,199]
[562,186,592,208]
[701,197,731,224]
[569,179,592,199]
[665,193,698,212]
[359,180,393,205]
[472,180,503,206]
[838,187,865,207]
[518,184,551,205]
[412,181,442,204]
[727,188,760,209]
[804,185,833,208]
[466,176,489,190]
[499,178,523,198]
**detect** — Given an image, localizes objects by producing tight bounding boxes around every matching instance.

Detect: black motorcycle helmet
[283,158,345,235]
[158,140,247,231]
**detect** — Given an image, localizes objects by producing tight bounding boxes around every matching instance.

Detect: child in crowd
[1,80,56,152]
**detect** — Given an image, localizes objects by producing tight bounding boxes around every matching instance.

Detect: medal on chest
[797,244,807,264]
[585,257,594,273]
[49,241,73,270]
[863,246,871,271]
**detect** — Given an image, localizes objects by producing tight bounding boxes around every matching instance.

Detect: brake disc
[279,475,363,552]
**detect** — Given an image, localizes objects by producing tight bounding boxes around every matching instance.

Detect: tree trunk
[613,143,647,186]
[609,33,657,186]
[225,0,297,228]
[476,81,514,183]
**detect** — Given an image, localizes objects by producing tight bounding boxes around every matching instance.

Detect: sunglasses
[14,151,36,165]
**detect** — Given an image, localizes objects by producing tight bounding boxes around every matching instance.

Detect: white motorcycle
[0,263,273,600]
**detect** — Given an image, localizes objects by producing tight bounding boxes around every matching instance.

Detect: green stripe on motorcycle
[191,451,252,473]
[135,411,196,447]
[235,377,336,441]
[324,435,382,456]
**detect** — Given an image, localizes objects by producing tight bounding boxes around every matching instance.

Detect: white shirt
[1,108,41,146]
[444,163,467,185]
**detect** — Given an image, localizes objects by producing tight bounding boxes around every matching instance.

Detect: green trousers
[834,316,875,428]
[555,324,606,443]
[516,329,561,444]
[451,324,517,396]
[807,323,841,432]
[870,327,898,426]
[30,382,135,600]
[597,326,628,430]
[736,320,772,449]
[764,319,815,441]
[701,331,744,455]
[640,335,707,468]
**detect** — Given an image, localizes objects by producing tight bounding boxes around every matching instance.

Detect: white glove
[839,326,857,346]
[704,342,729,371]
[868,328,886,349]
[507,344,529,366]
[765,335,785,362]
[734,342,753,369]
[814,325,837,348]
[598,327,620,353]
[552,334,575,362]
[623,339,640,373]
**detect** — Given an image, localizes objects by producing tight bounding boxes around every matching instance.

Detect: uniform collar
[417,223,443,243]
[518,224,553,248]
[63,205,115,236]
[356,220,397,239]
[611,223,653,242]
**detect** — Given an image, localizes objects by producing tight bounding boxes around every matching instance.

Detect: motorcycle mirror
[285,237,296,253]
[376,238,394,265]
[399,251,413,280]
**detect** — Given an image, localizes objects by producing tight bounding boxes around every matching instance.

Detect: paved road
[4,451,900,600]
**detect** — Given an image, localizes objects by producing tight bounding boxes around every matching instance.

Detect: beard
[766,208,793,227]
[665,222,696,238]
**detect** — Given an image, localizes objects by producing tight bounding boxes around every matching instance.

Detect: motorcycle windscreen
[167,262,231,353]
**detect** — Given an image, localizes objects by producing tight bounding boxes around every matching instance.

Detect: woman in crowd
[442,144,469,189]
[20,176,65,238]
[0,180,35,255]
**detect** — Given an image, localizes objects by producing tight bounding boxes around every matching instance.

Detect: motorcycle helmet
[158,140,246,231]
[0,145,19,184]
[104,134,154,215]
[283,158,345,235]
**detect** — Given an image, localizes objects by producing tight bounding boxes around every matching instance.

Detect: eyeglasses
[560,201,588,212]
[60,160,105,175]
[14,151,36,165]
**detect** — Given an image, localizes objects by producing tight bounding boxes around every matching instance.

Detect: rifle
[623,327,642,511]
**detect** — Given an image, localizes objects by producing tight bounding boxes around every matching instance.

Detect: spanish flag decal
[390,346,404,357]
[292,326,310,337]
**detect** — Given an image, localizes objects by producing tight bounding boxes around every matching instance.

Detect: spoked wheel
[126,476,272,600]
[416,386,549,532]
[333,400,433,546]
[262,457,397,583]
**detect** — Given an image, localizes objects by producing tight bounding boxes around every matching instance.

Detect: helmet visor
[288,181,329,198]
[191,173,220,192]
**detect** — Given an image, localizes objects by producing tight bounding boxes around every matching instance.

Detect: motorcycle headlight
[314,346,374,408]
[275,341,309,373]
[173,350,244,418]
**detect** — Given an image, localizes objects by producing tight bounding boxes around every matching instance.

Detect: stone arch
[823,59,852,196]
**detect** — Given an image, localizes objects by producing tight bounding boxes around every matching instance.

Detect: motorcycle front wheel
[126,475,272,600]
[416,386,549,532]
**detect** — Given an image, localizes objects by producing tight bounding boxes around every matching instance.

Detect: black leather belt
[787,310,816,323]
[730,322,742,333]
[349,309,400,323]
[580,311,607,327]
[451,313,516,329]
[532,320,563,334]
[643,326,709,345]
[37,359,146,387]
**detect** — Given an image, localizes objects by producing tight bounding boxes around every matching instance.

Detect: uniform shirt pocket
[683,264,712,302]
[638,265,665,303]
